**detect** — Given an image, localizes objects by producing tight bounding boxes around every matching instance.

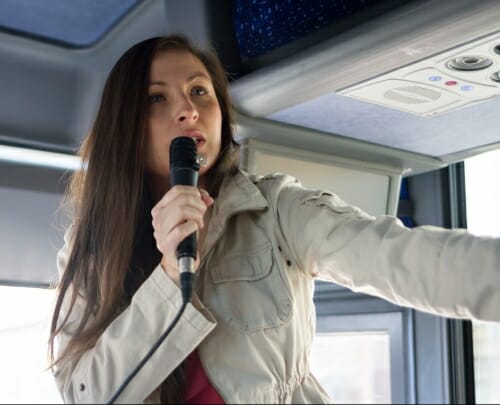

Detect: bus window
[464,148,500,404]
[0,285,61,403]
[310,313,396,403]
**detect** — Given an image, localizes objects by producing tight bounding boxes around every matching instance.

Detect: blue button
[461,85,474,91]
[429,75,442,81]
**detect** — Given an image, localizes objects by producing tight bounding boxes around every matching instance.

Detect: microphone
[169,136,200,303]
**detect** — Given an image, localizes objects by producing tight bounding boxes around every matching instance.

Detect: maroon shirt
[184,350,225,404]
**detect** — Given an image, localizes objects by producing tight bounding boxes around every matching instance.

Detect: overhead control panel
[338,31,500,117]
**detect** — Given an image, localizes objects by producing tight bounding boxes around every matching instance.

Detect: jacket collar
[212,169,268,226]
[200,169,268,257]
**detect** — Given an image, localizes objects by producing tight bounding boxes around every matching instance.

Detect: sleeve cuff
[135,264,217,330]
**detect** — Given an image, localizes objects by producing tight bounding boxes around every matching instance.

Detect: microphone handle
[177,233,197,261]
[170,166,199,261]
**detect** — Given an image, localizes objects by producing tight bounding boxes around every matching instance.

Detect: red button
[445,81,458,86]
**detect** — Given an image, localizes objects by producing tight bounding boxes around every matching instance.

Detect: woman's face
[145,49,222,188]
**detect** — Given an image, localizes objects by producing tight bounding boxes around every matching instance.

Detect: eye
[148,94,165,104]
[191,86,207,96]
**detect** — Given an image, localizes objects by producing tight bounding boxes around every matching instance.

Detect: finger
[151,195,207,226]
[199,188,214,207]
[174,205,206,229]
[152,191,207,222]
[156,185,202,209]
[153,205,206,236]
[155,220,199,258]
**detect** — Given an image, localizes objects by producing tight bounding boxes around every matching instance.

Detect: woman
[49,34,500,404]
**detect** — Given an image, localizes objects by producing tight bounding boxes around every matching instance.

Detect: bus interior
[0,0,499,403]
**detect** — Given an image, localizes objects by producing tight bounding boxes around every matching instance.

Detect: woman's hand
[151,185,214,285]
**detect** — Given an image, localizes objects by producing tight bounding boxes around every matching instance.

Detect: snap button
[286,260,292,266]
[79,383,85,392]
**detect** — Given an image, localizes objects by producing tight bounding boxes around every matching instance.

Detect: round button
[429,75,442,81]
[460,85,474,91]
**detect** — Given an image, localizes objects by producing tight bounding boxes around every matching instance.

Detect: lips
[182,130,206,148]
[192,137,204,146]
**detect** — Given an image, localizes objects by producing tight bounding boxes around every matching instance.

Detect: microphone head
[169,136,200,171]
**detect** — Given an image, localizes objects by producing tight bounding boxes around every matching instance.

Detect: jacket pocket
[210,241,292,332]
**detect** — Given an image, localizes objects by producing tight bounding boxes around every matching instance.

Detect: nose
[176,95,199,123]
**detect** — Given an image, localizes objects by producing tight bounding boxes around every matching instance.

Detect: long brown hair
[49,35,239,403]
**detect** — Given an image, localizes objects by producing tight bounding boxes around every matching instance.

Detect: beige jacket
[53,170,500,404]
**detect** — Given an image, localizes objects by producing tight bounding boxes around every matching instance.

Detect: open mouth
[182,130,205,148]
[190,136,205,148]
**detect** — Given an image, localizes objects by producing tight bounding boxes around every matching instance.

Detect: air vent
[384,86,441,104]
[338,31,500,117]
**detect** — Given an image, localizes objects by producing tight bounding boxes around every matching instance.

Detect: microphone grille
[169,137,200,170]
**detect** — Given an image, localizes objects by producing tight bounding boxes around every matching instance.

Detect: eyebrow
[149,72,210,87]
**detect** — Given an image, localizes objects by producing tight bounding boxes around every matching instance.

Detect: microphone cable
[108,137,199,403]
[107,297,189,404]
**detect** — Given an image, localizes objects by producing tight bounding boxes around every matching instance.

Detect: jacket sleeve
[53,226,217,404]
[271,175,500,323]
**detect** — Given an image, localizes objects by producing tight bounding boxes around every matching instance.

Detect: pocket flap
[211,241,273,283]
